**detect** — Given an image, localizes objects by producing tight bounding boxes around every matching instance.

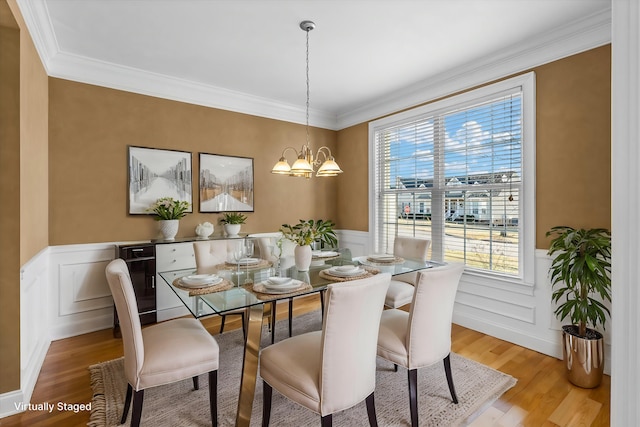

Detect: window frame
[368,72,536,286]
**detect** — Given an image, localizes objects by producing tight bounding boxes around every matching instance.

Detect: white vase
[294,244,312,272]
[159,219,179,240]
[224,223,241,237]
[195,222,214,238]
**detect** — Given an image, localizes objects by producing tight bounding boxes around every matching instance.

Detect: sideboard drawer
[156,242,196,271]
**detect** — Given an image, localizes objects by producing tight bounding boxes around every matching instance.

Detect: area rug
[89,311,516,426]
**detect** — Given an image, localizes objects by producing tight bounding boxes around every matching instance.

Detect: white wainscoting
[48,243,119,340]
[337,230,611,375]
[5,236,611,418]
[0,248,52,418]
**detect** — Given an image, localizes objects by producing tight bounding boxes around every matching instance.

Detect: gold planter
[562,325,604,388]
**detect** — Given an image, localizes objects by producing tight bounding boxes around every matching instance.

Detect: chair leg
[241,312,247,340]
[443,354,458,404]
[394,363,398,372]
[288,298,293,337]
[220,314,226,334]
[270,301,277,344]
[408,369,418,427]
[209,370,218,427]
[321,414,333,427]
[320,290,325,318]
[193,375,199,390]
[121,383,133,424]
[365,392,379,427]
[131,389,144,427]
[262,382,273,427]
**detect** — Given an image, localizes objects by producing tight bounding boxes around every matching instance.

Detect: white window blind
[370,73,535,280]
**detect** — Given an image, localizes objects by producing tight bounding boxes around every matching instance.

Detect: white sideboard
[155,242,194,321]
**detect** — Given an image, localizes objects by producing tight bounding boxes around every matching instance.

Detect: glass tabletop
[158,249,439,319]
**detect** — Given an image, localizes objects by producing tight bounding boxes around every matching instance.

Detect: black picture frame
[199,153,254,212]
[128,146,193,215]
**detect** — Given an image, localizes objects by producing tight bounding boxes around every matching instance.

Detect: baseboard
[453,311,562,359]
[50,313,114,341]
[2,338,52,419]
[0,389,26,418]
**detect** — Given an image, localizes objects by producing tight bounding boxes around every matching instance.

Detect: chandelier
[271,20,343,178]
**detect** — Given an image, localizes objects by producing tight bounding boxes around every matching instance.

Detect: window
[369,73,535,283]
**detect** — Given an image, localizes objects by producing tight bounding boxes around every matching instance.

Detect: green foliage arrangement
[219,212,248,225]
[546,226,611,337]
[147,197,190,220]
[280,219,338,247]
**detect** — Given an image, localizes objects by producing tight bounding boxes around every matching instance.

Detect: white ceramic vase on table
[159,219,179,240]
[224,223,241,237]
[294,244,312,272]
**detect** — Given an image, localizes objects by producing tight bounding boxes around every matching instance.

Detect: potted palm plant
[219,212,247,237]
[546,226,611,388]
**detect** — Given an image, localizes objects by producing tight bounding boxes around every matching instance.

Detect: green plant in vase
[546,225,611,388]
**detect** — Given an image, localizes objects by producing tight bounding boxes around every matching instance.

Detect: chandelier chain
[305,27,310,147]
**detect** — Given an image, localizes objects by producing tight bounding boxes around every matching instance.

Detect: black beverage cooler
[114,243,157,336]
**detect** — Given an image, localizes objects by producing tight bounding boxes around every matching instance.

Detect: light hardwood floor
[1,295,610,426]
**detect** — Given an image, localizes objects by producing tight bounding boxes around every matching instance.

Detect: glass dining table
[159,249,438,427]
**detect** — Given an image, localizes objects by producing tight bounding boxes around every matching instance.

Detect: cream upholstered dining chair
[377,262,464,427]
[193,240,248,335]
[105,259,219,427]
[384,236,431,308]
[249,232,299,343]
[259,272,392,427]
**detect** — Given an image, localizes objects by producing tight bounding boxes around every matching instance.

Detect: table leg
[236,303,264,427]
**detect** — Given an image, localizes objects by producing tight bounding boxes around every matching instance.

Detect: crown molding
[337,8,611,130]
[18,0,610,131]
[16,0,339,129]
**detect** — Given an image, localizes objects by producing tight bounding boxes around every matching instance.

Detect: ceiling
[19,0,611,129]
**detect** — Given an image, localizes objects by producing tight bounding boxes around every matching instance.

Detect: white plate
[312,251,340,258]
[367,253,396,261]
[326,266,365,277]
[179,276,223,288]
[259,279,304,294]
[263,282,302,292]
[335,265,359,273]
[181,274,219,285]
[267,277,293,286]
[228,257,261,265]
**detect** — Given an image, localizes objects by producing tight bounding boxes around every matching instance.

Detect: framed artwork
[199,153,254,212]
[128,146,193,215]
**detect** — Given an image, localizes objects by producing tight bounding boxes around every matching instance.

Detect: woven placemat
[172,278,234,296]
[215,259,272,271]
[318,266,381,282]
[365,256,405,265]
[245,282,313,301]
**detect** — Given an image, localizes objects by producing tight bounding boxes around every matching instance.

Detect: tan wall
[48,80,339,244]
[0,1,21,394]
[334,123,369,231]
[535,45,611,247]
[1,0,48,395]
[335,45,612,249]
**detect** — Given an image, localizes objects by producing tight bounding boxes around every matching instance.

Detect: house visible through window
[369,73,535,282]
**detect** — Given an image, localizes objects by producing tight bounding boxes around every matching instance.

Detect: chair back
[393,236,431,261]
[248,232,283,263]
[319,273,391,415]
[193,240,231,273]
[105,258,145,386]
[406,263,464,369]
